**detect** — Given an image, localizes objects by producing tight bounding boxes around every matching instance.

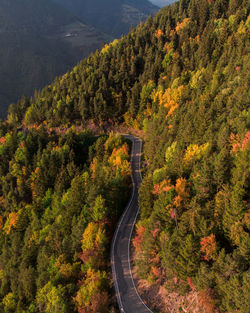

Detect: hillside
[0,0,109,119]
[1,0,250,312]
[150,0,177,7]
[54,0,159,37]
[0,0,159,120]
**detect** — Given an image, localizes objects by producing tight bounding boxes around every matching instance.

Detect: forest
[1,0,250,312]
[0,126,131,312]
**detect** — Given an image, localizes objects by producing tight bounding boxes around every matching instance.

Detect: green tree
[36,282,67,313]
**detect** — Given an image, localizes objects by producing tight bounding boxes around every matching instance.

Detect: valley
[0,0,157,119]
[0,0,249,312]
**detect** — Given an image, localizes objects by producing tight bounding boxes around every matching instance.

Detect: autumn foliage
[0,130,131,312]
[133,225,146,252]
[3,212,18,234]
[200,234,217,261]
[0,0,249,312]
[230,131,250,153]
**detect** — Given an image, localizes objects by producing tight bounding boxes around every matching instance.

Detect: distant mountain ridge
[0,0,158,119]
[54,0,159,37]
[1,0,249,312]
[149,0,177,7]
[0,0,109,119]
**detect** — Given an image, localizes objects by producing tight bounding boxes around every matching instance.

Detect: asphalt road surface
[111,135,153,313]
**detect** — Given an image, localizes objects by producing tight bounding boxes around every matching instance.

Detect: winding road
[111,135,153,313]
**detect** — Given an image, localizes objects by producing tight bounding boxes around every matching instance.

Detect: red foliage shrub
[133,225,146,251]
[230,131,250,153]
[200,234,217,261]
[0,137,6,145]
[187,277,195,290]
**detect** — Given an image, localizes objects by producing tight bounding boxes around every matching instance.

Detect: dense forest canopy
[0,127,131,312]
[1,0,250,312]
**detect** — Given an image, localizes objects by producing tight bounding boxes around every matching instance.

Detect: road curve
[111,135,153,313]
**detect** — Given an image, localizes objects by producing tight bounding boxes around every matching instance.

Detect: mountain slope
[150,0,177,7]
[2,0,250,312]
[54,0,159,37]
[0,0,109,119]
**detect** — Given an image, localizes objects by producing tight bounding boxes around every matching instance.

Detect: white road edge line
[111,135,153,313]
[127,138,153,313]
[111,136,135,313]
